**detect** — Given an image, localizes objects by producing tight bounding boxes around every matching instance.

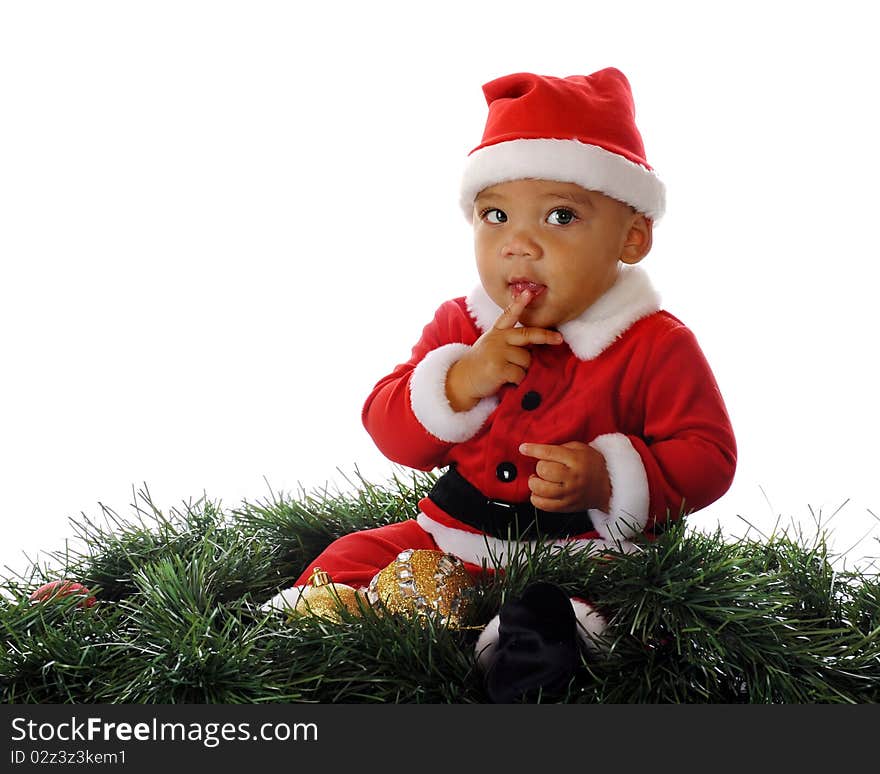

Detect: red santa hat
[460,68,666,221]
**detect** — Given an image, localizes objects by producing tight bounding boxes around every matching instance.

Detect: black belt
[427,467,595,540]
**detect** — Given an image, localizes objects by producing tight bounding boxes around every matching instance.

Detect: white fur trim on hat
[588,433,650,540]
[460,138,666,221]
[409,343,499,443]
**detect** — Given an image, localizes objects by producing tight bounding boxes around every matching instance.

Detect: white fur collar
[465,265,661,361]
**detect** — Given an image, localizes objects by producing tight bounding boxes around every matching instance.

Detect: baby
[265,68,737,702]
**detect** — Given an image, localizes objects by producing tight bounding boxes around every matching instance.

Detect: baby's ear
[620,213,653,265]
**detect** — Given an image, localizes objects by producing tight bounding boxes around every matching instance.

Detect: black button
[496,462,517,483]
[521,390,541,411]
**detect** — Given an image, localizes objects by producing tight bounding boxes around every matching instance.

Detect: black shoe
[485,581,579,703]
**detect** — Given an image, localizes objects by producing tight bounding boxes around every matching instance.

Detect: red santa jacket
[362,266,736,564]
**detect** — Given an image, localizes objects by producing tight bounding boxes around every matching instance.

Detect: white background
[2,1,878,579]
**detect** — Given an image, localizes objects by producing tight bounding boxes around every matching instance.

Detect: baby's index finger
[519,443,572,464]
[493,289,533,330]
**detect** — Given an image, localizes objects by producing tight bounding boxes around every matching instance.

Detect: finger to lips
[495,289,533,331]
[495,291,563,345]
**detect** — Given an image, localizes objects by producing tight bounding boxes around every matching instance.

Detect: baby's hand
[519,441,611,513]
[445,289,563,411]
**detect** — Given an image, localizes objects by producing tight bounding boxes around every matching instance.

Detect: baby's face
[472,179,648,329]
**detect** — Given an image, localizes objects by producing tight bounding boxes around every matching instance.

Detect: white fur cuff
[588,433,650,541]
[260,585,307,614]
[409,343,498,443]
[474,614,501,670]
[571,599,608,653]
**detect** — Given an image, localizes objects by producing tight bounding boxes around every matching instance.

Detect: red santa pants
[286,518,607,667]
[293,519,490,588]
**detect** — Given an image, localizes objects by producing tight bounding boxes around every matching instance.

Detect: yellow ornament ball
[288,567,364,622]
[366,549,476,628]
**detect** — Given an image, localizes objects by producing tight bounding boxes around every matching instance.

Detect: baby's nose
[501,230,541,258]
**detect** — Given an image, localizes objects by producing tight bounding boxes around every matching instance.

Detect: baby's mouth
[509,280,547,298]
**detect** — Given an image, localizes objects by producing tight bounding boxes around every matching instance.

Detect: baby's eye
[546,208,577,225]
[481,208,507,224]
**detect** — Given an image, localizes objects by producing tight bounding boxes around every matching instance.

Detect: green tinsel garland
[1,470,878,703]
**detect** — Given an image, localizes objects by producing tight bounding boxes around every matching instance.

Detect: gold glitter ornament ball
[367,549,475,628]
[289,568,363,622]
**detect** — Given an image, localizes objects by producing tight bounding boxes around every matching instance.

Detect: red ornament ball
[29,580,96,608]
